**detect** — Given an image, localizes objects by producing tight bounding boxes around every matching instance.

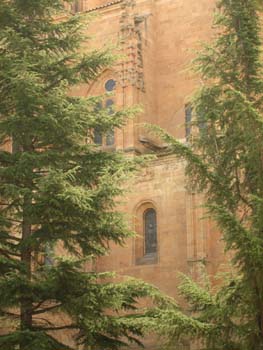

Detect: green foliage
[150,0,263,349]
[0,1,173,349]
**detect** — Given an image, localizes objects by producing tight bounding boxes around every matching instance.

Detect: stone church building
[69,0,226,346]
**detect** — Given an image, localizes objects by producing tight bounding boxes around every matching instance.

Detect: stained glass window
[144,209,157,255]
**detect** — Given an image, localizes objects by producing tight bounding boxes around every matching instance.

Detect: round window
[105,79,116,92]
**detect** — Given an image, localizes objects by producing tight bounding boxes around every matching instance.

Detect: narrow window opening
[144,208,157,255]
[106,130,115,146]
[94,128,103,145]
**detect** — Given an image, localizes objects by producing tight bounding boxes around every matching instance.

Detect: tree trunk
[20,193,33,348]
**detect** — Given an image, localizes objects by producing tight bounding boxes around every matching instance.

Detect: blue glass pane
[106,99,114,115]
[106,130,115,146]
[144,209,157,254]
[106,99,114,107]
[105,79,116,92]
[94,128,102,145]
[95,102,102,111]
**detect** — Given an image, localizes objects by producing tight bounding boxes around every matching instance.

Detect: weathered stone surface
[71,1,227,348]
[81,0,225,294]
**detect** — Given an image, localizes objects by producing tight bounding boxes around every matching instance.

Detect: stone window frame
[85,69,119,149]
[144,208,157,255]
[134,201,159,265]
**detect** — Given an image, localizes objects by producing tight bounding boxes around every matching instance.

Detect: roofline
[84,0,123,13]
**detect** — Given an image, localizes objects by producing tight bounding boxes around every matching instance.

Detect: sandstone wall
[79,1,226,348]
[81,0,226,292]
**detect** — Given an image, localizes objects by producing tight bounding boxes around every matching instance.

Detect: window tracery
[93,81,116,147]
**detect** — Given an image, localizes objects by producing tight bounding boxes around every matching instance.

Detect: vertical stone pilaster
[186,192,208,281]
[118,0,149,152]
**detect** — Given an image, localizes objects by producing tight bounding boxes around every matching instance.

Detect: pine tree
[0,1,173,349]
[150,0,263,349]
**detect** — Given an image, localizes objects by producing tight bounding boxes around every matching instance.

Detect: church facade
[71,0,226,342]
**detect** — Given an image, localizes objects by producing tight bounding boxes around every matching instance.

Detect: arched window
[144,208,157,255]
[92,92,116,147]
[134,204,158,265]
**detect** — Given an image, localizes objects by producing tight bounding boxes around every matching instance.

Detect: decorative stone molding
[119,0,146,91]
[85,0,123,13]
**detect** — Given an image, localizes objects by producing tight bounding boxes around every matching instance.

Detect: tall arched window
[144,208,157,255]
[92,84,116,147]
[135,204,158,265]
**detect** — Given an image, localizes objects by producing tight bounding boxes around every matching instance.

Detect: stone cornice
[85,0,123,13]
